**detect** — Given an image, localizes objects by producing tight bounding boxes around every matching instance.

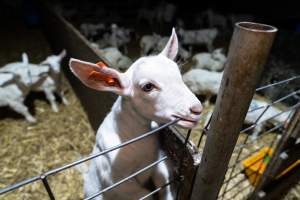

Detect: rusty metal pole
[190,22,277,200]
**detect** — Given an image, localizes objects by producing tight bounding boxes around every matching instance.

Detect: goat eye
[142,83,155,92]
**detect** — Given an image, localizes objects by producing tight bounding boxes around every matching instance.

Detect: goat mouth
[172,115,198,122]
[172,115,199,128]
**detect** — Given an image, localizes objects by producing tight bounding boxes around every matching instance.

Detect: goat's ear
[22,53,29,65]
[59,49,67,59]
[69,58,130,96]
[159,28,178,60]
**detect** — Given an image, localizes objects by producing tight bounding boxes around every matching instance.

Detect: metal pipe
[190,22,277,200]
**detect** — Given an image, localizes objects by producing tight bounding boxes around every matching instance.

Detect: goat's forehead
[130,56,181,82]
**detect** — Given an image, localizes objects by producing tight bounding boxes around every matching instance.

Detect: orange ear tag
[88,61,117,86]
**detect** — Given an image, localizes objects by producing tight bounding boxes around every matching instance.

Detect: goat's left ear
[69,58,130,96]
[160,28,178,60]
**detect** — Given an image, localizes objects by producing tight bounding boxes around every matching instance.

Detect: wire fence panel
[1,75,300,200]
[1,118,193,200]
[217,76,300,200]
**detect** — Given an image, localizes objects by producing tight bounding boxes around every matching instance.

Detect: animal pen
[1,3,300,200]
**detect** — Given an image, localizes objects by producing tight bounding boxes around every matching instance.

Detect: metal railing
[1,75,300,200]
[0,118,191,200]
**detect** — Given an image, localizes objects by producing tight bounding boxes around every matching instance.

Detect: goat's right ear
[159,28,178,60]
[69,58,130,96]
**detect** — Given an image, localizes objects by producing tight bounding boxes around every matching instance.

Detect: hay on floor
[0,78,95,200]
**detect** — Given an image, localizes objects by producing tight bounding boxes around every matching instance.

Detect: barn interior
[1,0,300,200]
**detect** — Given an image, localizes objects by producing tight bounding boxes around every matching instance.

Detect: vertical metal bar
[249,107,300,200]
[190,22,277,200]
[41,175,55,200]
[176,129,192,200]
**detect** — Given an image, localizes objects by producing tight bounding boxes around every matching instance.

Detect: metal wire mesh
[1,76,300,200]
[217,76,300,200]
[0,118,193,200]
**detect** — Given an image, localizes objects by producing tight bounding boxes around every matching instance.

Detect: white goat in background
[97,24,131,54]
[183,68,291,140]
[69,29,202,200]
[192,48,227,71]
[178,28,218,52]
[156,37,191,61]
[98,47,133,71]
[183,69,223,105]
[1,50,68,113]
[140,35,191,60]
[140,33,162,55]
[0,53,49,122]
[37,49,68,112]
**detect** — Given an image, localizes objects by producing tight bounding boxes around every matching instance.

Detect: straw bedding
[0,79,95,200]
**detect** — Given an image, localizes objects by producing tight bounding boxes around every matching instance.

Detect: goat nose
[190,103,203,115]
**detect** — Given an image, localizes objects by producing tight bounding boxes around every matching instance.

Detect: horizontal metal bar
[0,176,40,194]
[224,154,266,185]
[84,156,168,200]
[0,119,179,195]
[234,123,284,152]
[248,89,300,114]
[45,118,179,177]
[240,102,300,134]
[138,180,175,200]
[256,75,300,92]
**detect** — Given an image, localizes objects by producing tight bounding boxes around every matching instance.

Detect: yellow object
[242,147,300,186]
[242,147,273,186]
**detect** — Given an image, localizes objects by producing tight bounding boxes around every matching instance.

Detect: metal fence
[218,76,300,200]
[0,118,191,200]
[1,77,299,200]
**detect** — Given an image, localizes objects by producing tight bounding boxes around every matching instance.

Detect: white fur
[1,50,68,113]
[192,48,227,71]
[140,33,162,55]
[98,47,132,71]
[70,29,202,199]
[246,99,291,140]
[178,28,218,52]
[183,69,223,98]
[0,53,49,122]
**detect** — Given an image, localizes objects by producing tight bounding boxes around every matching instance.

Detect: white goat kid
[37,50,68,112]
[69,29,202,200]
[0,53,49,122]
[183,68,223,105]
[1,50,68,112]
[178,28,218,52]
[192,48,227,71]
[98,47,133,72]
[140,33,162,56]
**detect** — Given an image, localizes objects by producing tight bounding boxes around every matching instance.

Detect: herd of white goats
[0,50,67,123]
[0,24,291,140]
